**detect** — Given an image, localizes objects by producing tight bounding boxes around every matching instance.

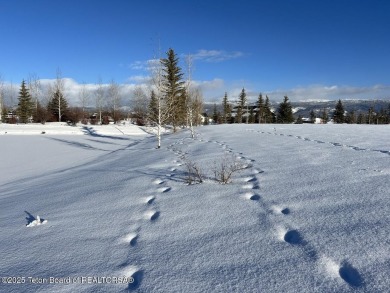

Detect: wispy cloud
[265,84,390,101]
[127,75,151,84]
[128,61,147,70]
[191,50,244,62]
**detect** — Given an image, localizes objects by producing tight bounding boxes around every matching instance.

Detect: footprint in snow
[145,196,155,205]
[153,179,164,185]
[121,266,143,291]
[281,208,290,215]
[242,183,259,190]
[242,191,260,201]
[157,186,171,193]
[339,261,364,287]
[123,233,138,246]
[276,226,303,245]
[145,210,160,221]
[243,176,257,183]
[271,206,290,215]
[283,230,303,244]
[321,257,364,288]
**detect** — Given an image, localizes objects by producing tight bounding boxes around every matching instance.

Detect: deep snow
[0,123,389,292]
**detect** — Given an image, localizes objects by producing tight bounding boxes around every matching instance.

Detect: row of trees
[212,94,390,125]
[146,48,204,147]
[213,91,295,124]
[329,99,390,124]
[3,76,70,124]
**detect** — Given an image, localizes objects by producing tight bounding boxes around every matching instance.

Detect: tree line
[210,93,390,125]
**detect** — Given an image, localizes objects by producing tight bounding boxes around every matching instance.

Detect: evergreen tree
[257,93,264,123]
[264,95,273,123]
[148,90,159,123]
[321,108,328,124]
[356,112,365,124]
[48,89,68,122]
[212,103,219,124]
[277,96,294,123]
[345,110,356,124]
[161,48,185,132]
[203,113,209,125]
[248,107,255,123]
[367,107,374,124]
[310,110,316,123]
[333,99,345,123]
[17,80,34,123]
[296,115,303,124]
[236,88,246,123]
[222,92,231,123]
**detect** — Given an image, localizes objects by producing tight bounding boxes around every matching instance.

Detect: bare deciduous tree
[148,43,173,148]
[78,82,90,118]
[107,79,121,123]
[54,69,66,122]
[131,85,148,124]
[27,73,41,109]
[184,54,204,138]
[95,77,105,124]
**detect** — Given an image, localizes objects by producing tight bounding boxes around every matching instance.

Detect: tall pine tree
[161,48,185,132]
[236,88,246,123]
[257,93,264,123]
[264,95,273,123]
[17,80,34,123]
[333,99,345,123]
[277,96,294,123]
[48,89,68,122]
[222,92,232,123]
[148,90,159,123]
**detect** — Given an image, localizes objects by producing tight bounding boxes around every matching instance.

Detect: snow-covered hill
[0,123,389,292]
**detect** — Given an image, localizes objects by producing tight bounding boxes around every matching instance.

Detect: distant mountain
[204,99,390,118]
[290,99,390,118]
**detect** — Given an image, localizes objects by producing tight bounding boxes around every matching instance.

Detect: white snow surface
[0,123,389,292]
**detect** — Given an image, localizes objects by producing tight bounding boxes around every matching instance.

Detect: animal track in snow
[145,196,155,204]
[271,206,290,215]
[145,210,160,221]
[242,183,258,189]
[153,178,164,185]
[242,191,260,201]
[339,261,364,287]
[321,257,364,288]
[157,186,171,193]
[123,233,138,246]
[276,226,303,245]
[284,230,303,245]
[281,208,290,215]
[121,265,143,290]
[243,176,257,182]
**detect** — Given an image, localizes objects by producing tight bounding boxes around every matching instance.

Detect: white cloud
[190,50,244,62]
[127,75,151,84]
[265,84,390,101]
[128,61,147,70]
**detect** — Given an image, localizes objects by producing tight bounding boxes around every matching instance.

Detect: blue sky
[1,0,390,102]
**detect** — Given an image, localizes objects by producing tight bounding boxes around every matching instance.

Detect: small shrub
[212,154,248,184]
[182,155,204,184]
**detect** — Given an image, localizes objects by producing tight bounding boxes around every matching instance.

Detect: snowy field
[0,123,389,292]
